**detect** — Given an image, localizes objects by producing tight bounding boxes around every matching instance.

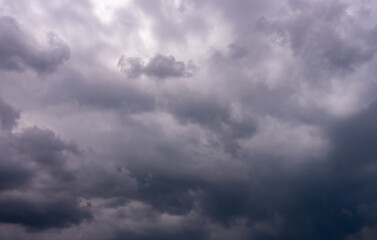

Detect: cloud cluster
[0,124,92,230]
[1,0,377,239]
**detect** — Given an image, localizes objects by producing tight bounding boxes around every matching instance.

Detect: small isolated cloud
[118,54,197,79]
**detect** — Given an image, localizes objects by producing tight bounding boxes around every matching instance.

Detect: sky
[0,0,377,239]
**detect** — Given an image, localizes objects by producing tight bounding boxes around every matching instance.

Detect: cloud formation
[118,54,196,79]
[1,0,377,239]
[0,97,19,131]
[0,124,92,230]
[0,16,70,74]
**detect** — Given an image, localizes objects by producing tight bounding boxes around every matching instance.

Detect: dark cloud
[45,70,156,113]
[1,0,377,239]
[0,197,91,230]
[113,227,206,240]
[346,226,377,240]
[144,54,196,79]
[78,163,137,199]
[0,16,70,74]
[113,99,377,240]
[274,101,377,239]
[118,54,196,79]
[197,100,377,239]
[0,97,20,131]
[117,56,144,78]
[0,161,33,191]
[0,124,92,229]
[134,175,200,215]
[164,90,256,156]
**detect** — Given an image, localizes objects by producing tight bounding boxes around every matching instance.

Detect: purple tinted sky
[1,0,377,239]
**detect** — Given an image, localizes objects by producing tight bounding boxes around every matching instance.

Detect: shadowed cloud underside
[1,0,377,239]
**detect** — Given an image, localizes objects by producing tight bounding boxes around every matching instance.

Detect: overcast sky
[1,0,377,239]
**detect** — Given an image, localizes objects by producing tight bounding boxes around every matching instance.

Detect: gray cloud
[0,97,19,131]
[257,0,377,85]
[0,197,91,230]
[0,122,92,229]
[118,54,196,79]
[0,16,70,74]
[48,70,156,113]
[164,90,256,156]
[1,0,377,239]
[113,227,206,240]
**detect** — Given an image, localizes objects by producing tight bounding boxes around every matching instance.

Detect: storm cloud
[1,0,377,239]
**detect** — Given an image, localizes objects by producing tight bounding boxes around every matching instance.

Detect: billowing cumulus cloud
[118,54,196,79]
[1,0,377,239]
[0,124,92,229]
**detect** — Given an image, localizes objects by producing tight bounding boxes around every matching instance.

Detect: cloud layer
[1,0,377,239]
